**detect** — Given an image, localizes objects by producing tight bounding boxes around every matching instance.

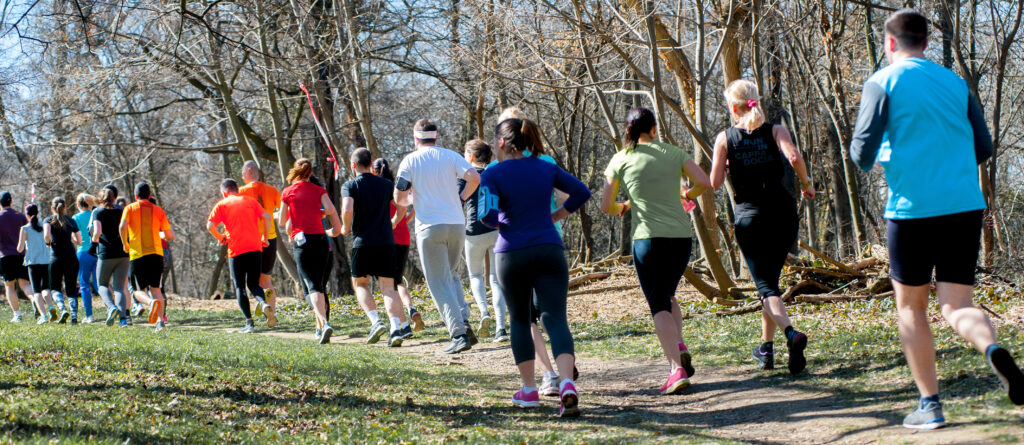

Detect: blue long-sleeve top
[477,156,590,253]
[849,57,992,219]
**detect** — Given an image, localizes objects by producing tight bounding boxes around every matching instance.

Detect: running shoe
[401,325,414,340]
[512,388,540,408]
[36,316,47,325]
[478,316,493,338]
[82,316,94,324]
[126,316,134,326]
[466,326,479,346]
[253,300,264,318]
[162,315,167,323]
[494,329,509,343]
[132,304,145,318]
[48,306,58,322]
[540,373,560,397]
[320,324,333,345]
[986,346,1024,405]
[265,305,278,328]
[660,368,690,395]
[11,313,22,323]
[118,319,128,328]
[787,331,808,375]
[147,301,162,325]
[410,309,424,332]
[239,321,255,334]
[679,341,696,378]
[902,400,946,430]
[558,380,581,417]
[315,328,322,341]
[367,321,387,344]
[388,330,404,347]
[58,311,70,324]
[105,308,118,327]
[155,320,165,331]
[753,345,775,370]
[70,318,78,325]
[443,335,471,354]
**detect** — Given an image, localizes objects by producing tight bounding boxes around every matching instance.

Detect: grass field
[1,289,1023,444]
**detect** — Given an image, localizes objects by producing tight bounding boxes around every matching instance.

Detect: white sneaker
[539,373,560,397]
[82,316,94,324]
[11,313,22,323]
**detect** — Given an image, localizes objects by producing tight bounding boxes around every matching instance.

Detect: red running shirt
[281,181,328,238]
[389,203,411,246]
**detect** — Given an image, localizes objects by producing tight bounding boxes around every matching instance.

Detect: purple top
[0,208,28,257]
[477,156,590,253]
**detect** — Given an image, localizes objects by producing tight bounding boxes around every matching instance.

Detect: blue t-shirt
[488,153,564,235]
[850,57,987,219]
[72,211,94,254]
[477,156,590,253]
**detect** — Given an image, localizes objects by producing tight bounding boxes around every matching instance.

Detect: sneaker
[787,331,808,375]
[253,300,264,318]
[48,307,58,322]
[71,318,78,325]
[401,325,414,340]
[367,321,387,344]
[388,331,404,347]
[82,316,94,324]
[478,316,493,338]
[558,380,581,417]
[660,368,690,395]
[902,400,946,430]
[239,321,255,334]
[315,328,323,341]
[36,316,47,325]
[132,304,145,318]
[679,341,696,378]
[147,301,162,325]
[118,319,128,328]
[466,326,479,346]
[443,335,471,354]
[986,346,1024,405]
[126,316,134,326]
[494,328,509,343]
[319,324,333,345]
[155,320,166,332]
[540,373,560,397]
[58,311,70,324]
[265,305,278,328]
[410,308,424,332]
[105,308,118,327]
[512,388,540,408]
[11,313,22,323]
[753,345,775,370]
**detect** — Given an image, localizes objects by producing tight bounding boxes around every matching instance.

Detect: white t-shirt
[396,145,472,232]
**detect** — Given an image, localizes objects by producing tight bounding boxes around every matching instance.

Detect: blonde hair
[498,106,525,122]
[724,79,766,132]
[75,193,97,210]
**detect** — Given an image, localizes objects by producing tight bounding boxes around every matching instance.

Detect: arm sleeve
[603,153,621,180]
[967,93,993,164]
[69,217,79,233]
[207,204,222,225]
[476,175,500,229]
[553,166,591,213]
[341,181,352,198]
[160,209,170,231]
[850,81,889,171]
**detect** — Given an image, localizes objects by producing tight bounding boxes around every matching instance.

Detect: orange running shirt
[120,201,171,261]
[239,181,281,240]
[208,195,266,258]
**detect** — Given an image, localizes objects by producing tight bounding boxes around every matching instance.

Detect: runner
[208,178,274,334]
[16,204,55,324]
[73,194,98,323]
[479,117,591,417]
[371,158,420,336]
[459,139,505,341]
[239,160,281,325]
[341,148,406,346]
[91,185,131,326]
[0,191,32,323]
[849,8,1024,429]
[280,158,342,344]
[119,183,174,331]
[394,119,482,354]
[601,107,711,395]
[43,197,82,324]
[115,195,144,318]
[709,79,814,376]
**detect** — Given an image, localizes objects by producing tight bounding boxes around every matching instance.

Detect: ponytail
[623,107,657,153]
[287,158,314,183]
[372,158,395,182]
[494,118,544,157]
[724,79,766,132]
[98,185,118,209]
[51,197,68,230]
[25,204,41,232]
[76,193,96,211]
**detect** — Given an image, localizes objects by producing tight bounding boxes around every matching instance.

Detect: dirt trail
[176,321,1023,444]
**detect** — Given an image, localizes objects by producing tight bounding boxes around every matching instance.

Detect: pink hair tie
[747,99,758,108]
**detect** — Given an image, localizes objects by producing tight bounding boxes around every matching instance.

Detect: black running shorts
[0,255,28,282]
[887,210,983,286]
[130,254,164,290]
[261,238,278,275]
[350,246,395,279]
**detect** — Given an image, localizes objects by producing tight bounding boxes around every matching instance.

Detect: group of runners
[0,8,1021,427]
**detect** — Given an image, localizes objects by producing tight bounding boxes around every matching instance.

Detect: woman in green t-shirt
[600,107,711,395]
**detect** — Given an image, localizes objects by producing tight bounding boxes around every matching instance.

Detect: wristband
[801,180,812,189]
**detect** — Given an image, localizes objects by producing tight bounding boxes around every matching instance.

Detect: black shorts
[392,244,410,281]
[130,254,164,290]
[350,246,395,279]
[888,210,983,286]
[261,238,278,275]
[633,238,692,316]
[0,255,28,282]
[27,264,49,293]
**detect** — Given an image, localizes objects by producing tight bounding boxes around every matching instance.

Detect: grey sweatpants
[96,257,130,318]
[465,231,507,329]
[416,224,471,338]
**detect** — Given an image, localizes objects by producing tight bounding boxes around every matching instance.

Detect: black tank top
[726,123,789,212]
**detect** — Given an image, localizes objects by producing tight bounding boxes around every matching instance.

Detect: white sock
[390,316,401,332]
[367,310,379,324]
[401,320,410,329]
[544,371,558,379]
[522,385,538,393]
[13,310,20,317]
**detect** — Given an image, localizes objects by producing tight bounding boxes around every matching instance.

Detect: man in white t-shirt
[395,119,481,354]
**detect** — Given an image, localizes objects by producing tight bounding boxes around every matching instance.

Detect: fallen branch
[799,240,862,276]
[796,291,894,303]
[979,302,1002,319]
[781,279,833,302]
[849,257,880,270]
[568,272,612,289]
[682,302,761,320]
[788,266,865,280]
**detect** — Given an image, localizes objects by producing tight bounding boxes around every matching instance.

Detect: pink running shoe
[512,388,540,408]
[679,341,696,378]
[660,368,690,395]
[558,380,581,417]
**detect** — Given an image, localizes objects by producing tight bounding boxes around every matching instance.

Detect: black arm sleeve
[967,94,993,165]
[850,81,889,172]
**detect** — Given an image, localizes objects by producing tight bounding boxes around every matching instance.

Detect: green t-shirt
[603,141,694,240]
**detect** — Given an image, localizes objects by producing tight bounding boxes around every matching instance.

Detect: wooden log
[788,266,865,279]
[781,279,832,302]
[849,257,880,270]
[796,291,894,303]
[799,240,862,276]
[568,272,612,289]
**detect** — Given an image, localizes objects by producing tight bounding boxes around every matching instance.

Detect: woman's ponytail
[287,158,314,183]
[724,79,766,132]
[622,107,656,153]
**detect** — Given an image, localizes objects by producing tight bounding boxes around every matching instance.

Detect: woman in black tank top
[710,80,817,375]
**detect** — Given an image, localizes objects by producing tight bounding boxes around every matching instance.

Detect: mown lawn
[1,286,1023,444]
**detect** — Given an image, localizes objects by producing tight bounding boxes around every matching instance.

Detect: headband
[414,130,438,139]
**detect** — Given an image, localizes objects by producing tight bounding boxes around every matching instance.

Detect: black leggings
[633,238,692,316]
[496,244,574,365]
[228,251,265,320]
[734,206,798,299]
[48,254,79,298]
[295,234,331,320]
